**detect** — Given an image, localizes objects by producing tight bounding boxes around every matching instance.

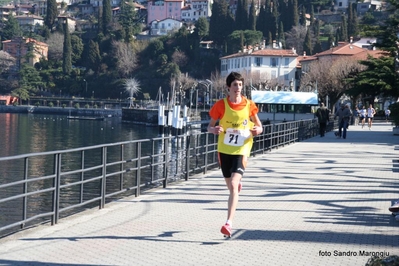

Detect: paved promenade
[0,122,398,266]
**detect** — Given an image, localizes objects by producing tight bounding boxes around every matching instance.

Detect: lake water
[0,113,160,158]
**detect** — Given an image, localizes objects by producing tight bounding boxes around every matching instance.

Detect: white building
[220,46,298,89]
[150,18,182,35]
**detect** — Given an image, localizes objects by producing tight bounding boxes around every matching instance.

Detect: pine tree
[118,0,137,42]
[209,0,234,46]
[62,20,72,75]
[249,1,256,31]
[300,5,307,27]
[303,27,312,55]
[102,0,112,35]
[278,21,285,48]
[87,40,101,71]
[291,0,299,28]
[2,13,21,40]
[45,0,58,31]
[340,15,348,42]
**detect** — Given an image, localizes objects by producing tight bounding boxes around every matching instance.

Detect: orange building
[2,37,48,69]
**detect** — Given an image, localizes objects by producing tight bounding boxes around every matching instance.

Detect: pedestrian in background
[367,104,376,130]
[334,104,352,139]
[353,106,359,126]
[385,108,391,123]
[316,103,329,137]
[359,106,367,128]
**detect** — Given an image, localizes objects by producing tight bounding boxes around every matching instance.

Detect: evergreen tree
[303,27,312,55]
[249,1,256,31]
[340,15,348,41]
[194,17,209,41]
[44,0,58,31]
[118,0,139,42]
[2,14,21,40]
[62,20,72,75]
[268,31,273,46]
[235,0,249,30]
[347,3,358,39]
[87,40,101,72]
[300,5,307,27]
[291,0,299,28]
[70,35,84,65]
[209,0,234,46]
[278,21,285,48]
[102,0,112,35]
[256,4,266,35]
[310,5,315,26]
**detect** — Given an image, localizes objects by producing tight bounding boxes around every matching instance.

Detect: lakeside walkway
[0,122,398,266]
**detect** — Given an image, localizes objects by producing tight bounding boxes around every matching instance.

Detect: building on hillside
[2,37,48,70]
[150,18,182,35]
[220,43,299,91]
[147,0,184,25]
[15,14,44,32]
[181,0,212,22]
[0,4,16,20]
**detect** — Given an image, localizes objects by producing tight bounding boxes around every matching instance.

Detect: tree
[248,1,256,31]
[2,14,21,40]
[285,25,307,55]
[70,35,84,64]
[0,51,16,73]
[102,0,112,35]
[303,27,312,55]
[113,41,137,78]
[209,0,234,47]
[44,0,58,31]
[87,40,101,72]
[118,0,140,42]
[194,17,209,41]
[62,20,72,75]
[46,32,64,61]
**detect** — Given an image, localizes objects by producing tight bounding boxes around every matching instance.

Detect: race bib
[223,128,251,146]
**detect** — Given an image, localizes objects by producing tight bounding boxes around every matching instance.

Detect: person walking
[367,104,376,129]
[316,103,329,137]
[385,108,391,123]
[334,104,352,139]
[353,106,360,126]
[207,71,263,237]
[359,106,367,128]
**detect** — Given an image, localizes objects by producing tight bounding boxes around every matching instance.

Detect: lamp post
[83,79,88,96]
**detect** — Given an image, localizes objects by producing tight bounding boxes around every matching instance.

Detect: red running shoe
[221,223,232,237]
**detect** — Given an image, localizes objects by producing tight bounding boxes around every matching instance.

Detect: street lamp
[83,79,88,95]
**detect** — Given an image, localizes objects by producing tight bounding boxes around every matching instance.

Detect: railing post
[163,137,169,188]
[52,153,61,225]
[136,143,141,197]
[22,157,28,229]
[100,147,107,209]
[185,134,190,181]
[204,133,209,174]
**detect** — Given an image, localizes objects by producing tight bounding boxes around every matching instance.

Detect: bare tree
[113,41,137,78]
[285,25,308,55]
[125,78,141,108]
[171,50,189,69]
[46,32,64,61]
[0,51,16,73]
[300,57,365,111]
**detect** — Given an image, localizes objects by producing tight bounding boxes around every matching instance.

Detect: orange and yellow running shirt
[209,97,259,156]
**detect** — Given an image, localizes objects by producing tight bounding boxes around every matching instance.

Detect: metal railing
[0,119,319,237]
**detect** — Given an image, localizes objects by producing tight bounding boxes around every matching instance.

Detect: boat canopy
[251,91,318,105]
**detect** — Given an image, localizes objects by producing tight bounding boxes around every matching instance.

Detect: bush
[48,102,54,107]
[62,104,66,108]
[74,103,80,109]
[35,102,40,107]
[85,104,89,108]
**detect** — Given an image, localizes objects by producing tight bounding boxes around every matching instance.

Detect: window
[271,58,279,67]
[255,57,262,66]
[284,58,289,67]
[271,70,277,78]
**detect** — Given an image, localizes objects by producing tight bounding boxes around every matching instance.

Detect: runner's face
[230,80,243,96]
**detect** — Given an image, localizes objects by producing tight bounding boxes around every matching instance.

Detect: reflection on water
[0,113,161,233]
[0,113,159,157]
